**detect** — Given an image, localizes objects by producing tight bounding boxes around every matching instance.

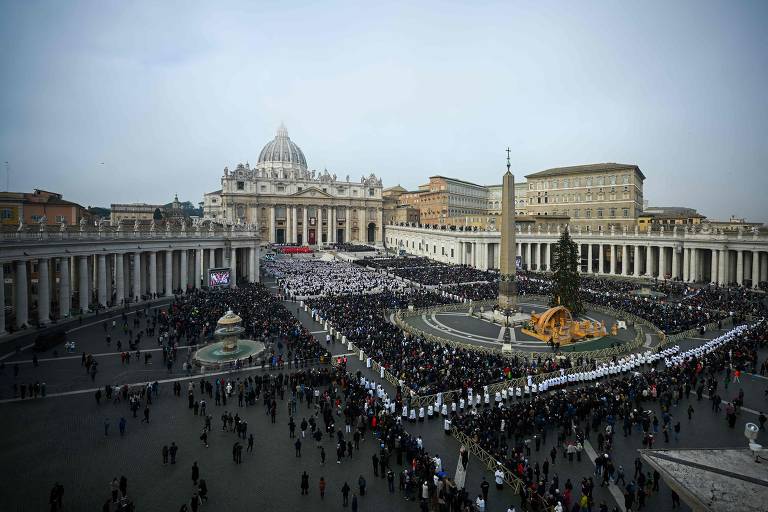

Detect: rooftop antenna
[505,147,511,173]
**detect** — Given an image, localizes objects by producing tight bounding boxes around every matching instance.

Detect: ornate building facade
[205,125,384,245]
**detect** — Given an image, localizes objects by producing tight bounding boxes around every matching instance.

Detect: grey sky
[1,1,766,221]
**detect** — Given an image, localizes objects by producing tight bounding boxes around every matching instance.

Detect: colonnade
[1,243,260,334]
[266,204,383,245]
[387,224,768,288]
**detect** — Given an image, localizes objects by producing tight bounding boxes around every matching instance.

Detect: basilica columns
[346,208,352,244]
[610,245,616,275]
[633,245,641,276]
[270,206,276,243]
[736,250,744,285]
[59,257,70,318]
[645,245,653,277]
[622,245,629,275]
[710,250,718,284]
[302,208,309,246]
[526,243,532,270]
[545,243,551,271]
[38,258,51,324]
[659,246,666,279]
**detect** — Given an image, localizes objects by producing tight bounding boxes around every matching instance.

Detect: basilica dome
[256,124,307,171]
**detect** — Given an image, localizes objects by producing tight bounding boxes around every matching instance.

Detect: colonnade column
[752,251,761,288]
[302,208,309,246]
[78,256,89,312]
[115,254,124,305]
[710,250,718,284]
[180,250,188,292]
[671,248,679,280]
[59,257,70,318]
[587,244,593,273]
[622,245,629,275]
[15,261,28,328]
[736,250,744,285]
[38,258,51,324]
[609,245,616,275]
[545,243,552,271]
[97,254,107,307]
[526,243,532,270]
[286,207,292,243]
[659,246,666,280]
[717,249,728,286]
[230,247,237,288]
[761,253,768,283]
[149,251,157,297]
[633,245,641,276]
[683,249,690,281]
[598,244,604,274]
[645,245,653,276]
[164,250,173,296]
[0,264,5,334]
[534,243,540,271]
[133,253,141,301]
[195,249,202,288]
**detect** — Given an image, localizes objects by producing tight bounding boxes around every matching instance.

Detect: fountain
[193,310,266,367]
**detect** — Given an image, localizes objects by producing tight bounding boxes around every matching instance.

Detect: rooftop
[640,448,768,512]
[525,162,645,180]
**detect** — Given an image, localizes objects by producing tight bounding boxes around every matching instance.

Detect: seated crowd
[263,259,410,297]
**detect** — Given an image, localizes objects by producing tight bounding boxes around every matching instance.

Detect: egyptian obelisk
[497,149,518,312]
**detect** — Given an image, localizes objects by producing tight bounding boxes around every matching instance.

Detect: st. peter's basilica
[203,124,384,245]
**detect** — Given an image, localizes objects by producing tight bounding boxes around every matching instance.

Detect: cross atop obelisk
[497,148,518,312]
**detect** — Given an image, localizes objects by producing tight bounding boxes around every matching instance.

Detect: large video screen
[208,267,231,287]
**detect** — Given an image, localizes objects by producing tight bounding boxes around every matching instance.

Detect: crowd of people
[308,291,591,396]
[264,259,412,298]
[451,319,768,511]
[360,258,497,286]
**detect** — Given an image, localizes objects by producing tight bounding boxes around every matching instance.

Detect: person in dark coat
[191,462,200,486]
[301,471,309,495]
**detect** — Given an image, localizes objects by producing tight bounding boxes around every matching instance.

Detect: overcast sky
[1,1,766,221]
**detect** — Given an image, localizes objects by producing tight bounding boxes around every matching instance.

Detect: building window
[563,178,569,188]
[260,185,267,192]
[237,181,245,190]
[586,193,592,202]
[586,209,592,218]
[597,208,604,218]
[597,177,604,186]
[623,208,629,218]
[609,208,616,218]
[31,215,42,222]
[586,177,593,187]
[297,187,302,192]
[622,175,629,184]
[55,215,66,223]
[610,175,616,185]
[369,188,375,197]
[574,209,580,218]
[1,208,14,219]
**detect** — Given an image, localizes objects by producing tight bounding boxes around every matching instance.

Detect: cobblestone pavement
[0,282,766,512]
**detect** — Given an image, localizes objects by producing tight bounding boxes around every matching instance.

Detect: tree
[549,227,583,315]
[153,207,163,220]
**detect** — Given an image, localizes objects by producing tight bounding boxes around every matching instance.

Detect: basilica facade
[204,125,384,245]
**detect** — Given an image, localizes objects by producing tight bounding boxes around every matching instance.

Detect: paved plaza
[0,278,767,512]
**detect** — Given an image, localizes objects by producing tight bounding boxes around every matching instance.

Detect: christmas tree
[549,227,583,315]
